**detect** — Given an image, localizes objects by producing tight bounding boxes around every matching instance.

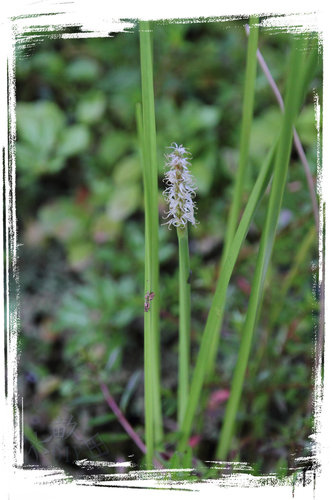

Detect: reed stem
[216,37,307,460]
[176,225,191,427]
[139,20,163,466]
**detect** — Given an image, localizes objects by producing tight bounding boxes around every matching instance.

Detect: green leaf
[58,124,91,157]
[38,200,87,242]
[249,108,281,164]
[72,394,105,405]
[97,433,128,443]
[106,184,141,221]
[112,155,141,185]
[66,58,100,82]
[32,51,65,79]
[191,154,214,195]
[88,414,117,427]
[67,241,94,270]
[98,131,132,167]
[17,101,65,151]
[295,105,316,147]
[120,370,142,412]
[76,90,107,124]
[24,424,47,455]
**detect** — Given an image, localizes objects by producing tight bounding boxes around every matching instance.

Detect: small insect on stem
[144,292,155,312]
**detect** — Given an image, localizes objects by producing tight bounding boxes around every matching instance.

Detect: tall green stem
[176,226,191,427]
[139,20,163,466]
[223,16,259,257]
[177,140,276,453]
[176,17,261,453]
[216,37,307,460]
[207,16,259,378]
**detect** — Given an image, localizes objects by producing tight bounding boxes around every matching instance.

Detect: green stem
[223,16,259,258]
[139,20,163,466]
[207,16,259,379]
[177,140,276,453]
[216,37,307,461]
[176,225,191,427]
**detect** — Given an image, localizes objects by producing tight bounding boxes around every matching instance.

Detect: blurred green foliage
[16,20,321,474]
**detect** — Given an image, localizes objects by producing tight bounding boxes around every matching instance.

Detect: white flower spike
[163,143,197,229]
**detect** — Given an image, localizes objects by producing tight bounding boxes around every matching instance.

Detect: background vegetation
[16,19,321,475]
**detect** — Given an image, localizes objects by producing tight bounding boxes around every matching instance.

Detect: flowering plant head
[163,143,197,229]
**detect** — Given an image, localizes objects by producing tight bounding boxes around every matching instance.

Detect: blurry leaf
[286,388,297,403]
[98,131,132,167]
[76,90,107,124]
[250,108,281,163]
[38,200,87,242]
[17,101,65,151]
[33,51,65,78]
[169,452,181,469]
[105,347,121,371]
[165,23,187,47]
[55,297,88,330]
[109,93,140,126]
[295,105,316,147]
[197,105,220,127]
[97,433,128,443]
[72,394,105,405]
[58,124,91,157]
[191,154,214,195]
[97,277,117,304]
[106,184,141,221]
[66,58,100,82]
[120,370,142,412]
[112,155,141,185]
[252,392,269,413]
[116,276,136,297]
[59,379,76,397]
[88,413,117,427]
[113,306,137,328]
[92,214,121,243]
[24,424,47,454]
[75,286,99,308]
[16,102,71,178]
[181,102,219,134]
[16,142,65,176]
[16,142,43,173]
[67,241,94,270]
[106,67,139,91]
[47,156,66,173]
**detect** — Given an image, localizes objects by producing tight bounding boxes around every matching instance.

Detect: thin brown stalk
[99,381,146,455]
[86,361,163,468]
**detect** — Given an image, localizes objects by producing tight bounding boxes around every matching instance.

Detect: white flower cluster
[163,143,197,228]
